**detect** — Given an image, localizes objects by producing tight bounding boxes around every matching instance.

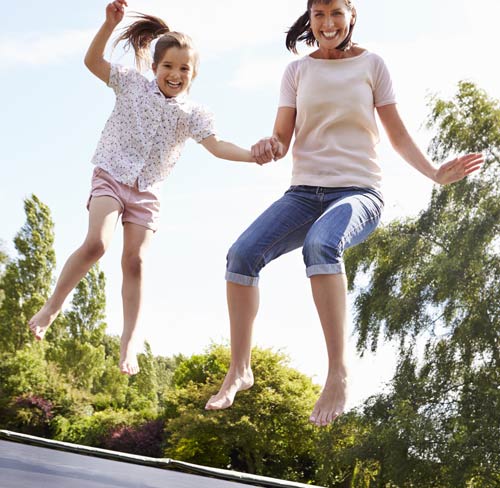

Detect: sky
[1,0,499,410]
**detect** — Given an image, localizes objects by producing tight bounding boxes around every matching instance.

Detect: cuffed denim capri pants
[225,186,384,286]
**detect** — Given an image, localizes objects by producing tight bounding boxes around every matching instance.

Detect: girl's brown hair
[286,0,356,54]
[114,13,199,78]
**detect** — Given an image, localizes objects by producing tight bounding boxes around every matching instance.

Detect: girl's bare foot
[310,372,347,427]
[119,338,140,375]
[28,304,60,340]
[205,367,254,410]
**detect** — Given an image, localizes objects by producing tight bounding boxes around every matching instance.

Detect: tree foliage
[0,195,57,352]
[344,81,500,486]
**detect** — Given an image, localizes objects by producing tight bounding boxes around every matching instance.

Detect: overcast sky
[1,0,498,409]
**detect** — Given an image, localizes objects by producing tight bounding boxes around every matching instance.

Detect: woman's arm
[377,103,483,184]
[252,107,297,164]
[84,0,128,84]
[200,136,258,163]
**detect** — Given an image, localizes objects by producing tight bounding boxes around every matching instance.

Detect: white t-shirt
[279,51,396,190]
[91,64,216,192]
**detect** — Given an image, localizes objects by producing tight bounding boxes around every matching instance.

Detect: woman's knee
[226,239,262,276]
[302,233,342,265]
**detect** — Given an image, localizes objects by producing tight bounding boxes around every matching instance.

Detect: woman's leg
[29,196,121,340]
[309,273,348,426]
[120,222,154,375]
[206,188,320,410]
[205,282,258,409]
[303,191,383,426]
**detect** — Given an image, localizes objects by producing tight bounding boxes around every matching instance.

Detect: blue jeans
[226,186,383,286]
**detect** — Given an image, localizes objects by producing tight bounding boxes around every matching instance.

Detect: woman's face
[309,0,355,50]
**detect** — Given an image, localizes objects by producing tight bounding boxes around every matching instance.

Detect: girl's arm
[84,0,128,84]
[200,136,258,163]
[377,103,483,184]
[251,107,296,164]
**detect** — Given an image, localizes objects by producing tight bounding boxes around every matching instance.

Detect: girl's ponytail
[114,13,170,71]
[285,11,312,54]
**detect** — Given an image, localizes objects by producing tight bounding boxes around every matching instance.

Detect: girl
[205,0,484,425]
[29,0,260,375]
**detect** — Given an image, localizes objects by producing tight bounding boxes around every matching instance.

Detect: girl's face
[309,0,355,50]
[152,47,195,98]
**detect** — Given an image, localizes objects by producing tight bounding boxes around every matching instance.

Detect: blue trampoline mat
[0,432,323,488]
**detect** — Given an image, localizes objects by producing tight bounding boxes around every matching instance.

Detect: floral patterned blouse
[91,63,216,192]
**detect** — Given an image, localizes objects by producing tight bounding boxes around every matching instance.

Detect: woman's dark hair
[114,13,199,78]
[286,0,356,54]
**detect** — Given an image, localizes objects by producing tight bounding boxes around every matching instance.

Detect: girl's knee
[81,239,107,261]
[122,254,145,277]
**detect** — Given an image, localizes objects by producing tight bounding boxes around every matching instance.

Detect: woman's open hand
[434,153,484,185]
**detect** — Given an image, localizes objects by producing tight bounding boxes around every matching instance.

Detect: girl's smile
[152,46,195,98]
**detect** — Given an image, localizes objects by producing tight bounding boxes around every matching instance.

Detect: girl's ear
[152,63,157,74]
[351,7,357,25]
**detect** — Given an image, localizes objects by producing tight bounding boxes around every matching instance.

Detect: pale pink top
[91,64,216,192]
[279,51,396,190]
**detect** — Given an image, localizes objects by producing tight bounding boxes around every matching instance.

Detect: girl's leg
[206,188,319,410]
[303,190,383,426]
[29,196,121,340]
[205,282,258,409]
[119,222,153,375]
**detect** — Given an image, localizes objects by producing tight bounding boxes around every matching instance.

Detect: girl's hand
[105,0,128,27]
[251,136,285,165]
[433,153,484,185]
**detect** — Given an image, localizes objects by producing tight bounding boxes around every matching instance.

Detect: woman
[205,0,483,426]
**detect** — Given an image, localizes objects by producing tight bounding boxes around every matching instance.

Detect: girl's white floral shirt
[91,63,216,192]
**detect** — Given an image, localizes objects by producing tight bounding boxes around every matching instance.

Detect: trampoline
[0,431,323,488]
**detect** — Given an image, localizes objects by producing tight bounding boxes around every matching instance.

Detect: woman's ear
[152,63,157,75]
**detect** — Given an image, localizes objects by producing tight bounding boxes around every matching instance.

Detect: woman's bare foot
[310,372,347,427]
[28,303,60,340]
[205,367,254,410]
[119,337,140,375]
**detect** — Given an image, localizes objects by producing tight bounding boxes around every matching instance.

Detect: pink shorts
[87,167,161,232]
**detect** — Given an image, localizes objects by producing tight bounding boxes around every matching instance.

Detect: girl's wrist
[103,19,119,30]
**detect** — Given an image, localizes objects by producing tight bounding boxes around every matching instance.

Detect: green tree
[47,264,107,391]
[0,241,9,309]
[343,81,500,486]
[0,195,57,352]
[163,345,321,483]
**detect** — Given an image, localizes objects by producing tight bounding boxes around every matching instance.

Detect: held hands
[433,152,484,185]
[251,136,285,165]
[105,0,128,27]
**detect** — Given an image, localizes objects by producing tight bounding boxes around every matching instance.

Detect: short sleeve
[107,63,143,95]
[278,61,299,108]
[372,55,396,107]
[189,105,216,143]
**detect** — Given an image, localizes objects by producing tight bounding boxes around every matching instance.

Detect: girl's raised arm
[84,0,128,84]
